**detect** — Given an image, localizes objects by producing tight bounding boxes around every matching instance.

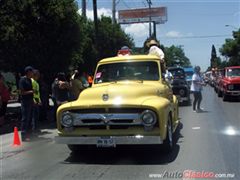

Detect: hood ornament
[102,94,109,101]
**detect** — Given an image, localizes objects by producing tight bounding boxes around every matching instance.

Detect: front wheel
[222,93,229,101]
[67,145,90,153]
[217,89,222,97]
[162,116,174,153]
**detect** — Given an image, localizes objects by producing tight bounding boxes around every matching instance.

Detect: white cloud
[77,8,148,46]
[166,31,182,38]
[186,32,194,36]
[78,8,112,20]
[234,11,240,16]
[124,24,149,38]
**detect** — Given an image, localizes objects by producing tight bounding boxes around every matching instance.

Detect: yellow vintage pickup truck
[55,54,179,153]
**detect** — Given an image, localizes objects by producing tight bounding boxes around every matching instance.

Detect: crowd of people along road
[2,66,92,141]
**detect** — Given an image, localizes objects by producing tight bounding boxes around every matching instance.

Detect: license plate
[96,137,116,148]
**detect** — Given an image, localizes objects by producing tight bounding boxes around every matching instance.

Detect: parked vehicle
[217,66,240,101]
[214,69,224,94]
[203,71,212,85]
[168,67,191,105]
[183,67,194,87]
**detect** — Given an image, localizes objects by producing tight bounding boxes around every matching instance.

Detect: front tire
[222,93,229,101]
[162,115,174,153]
[67,145,89,153]
[217,89,222,97]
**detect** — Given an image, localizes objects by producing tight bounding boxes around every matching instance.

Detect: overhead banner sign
[118,7,167,24]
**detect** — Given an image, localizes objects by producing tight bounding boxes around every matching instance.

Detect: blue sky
[77,0,240,70]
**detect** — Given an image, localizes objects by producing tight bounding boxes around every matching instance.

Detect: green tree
[97,16,134,59]
[0,0,83,79]
[79,16,134,73]
[164,45,191,67]
[220,29,240,66]
[210,45,221,68]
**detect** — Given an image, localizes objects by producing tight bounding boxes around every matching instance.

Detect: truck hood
[225,77,240,83]
[71,81,162,107]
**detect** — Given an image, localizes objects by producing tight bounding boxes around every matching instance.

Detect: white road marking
[192,127,200,130]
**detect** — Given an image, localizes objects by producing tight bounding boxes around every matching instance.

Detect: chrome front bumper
[226,91,240,96]
[55,135,163,145]
[177,96,189,102]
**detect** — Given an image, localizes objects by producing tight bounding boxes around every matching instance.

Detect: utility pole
[153,22,156,39]
[112,0,116,23]
[82,0,86,18]
[93,0,98,35]
[146,0,152,38]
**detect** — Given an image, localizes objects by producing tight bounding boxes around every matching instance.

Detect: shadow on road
[197,110,211,113]
[63,123,184,165]
[225,97,240,103]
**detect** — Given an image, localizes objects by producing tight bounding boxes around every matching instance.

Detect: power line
[121,0,131,9]
[160,34,232,39]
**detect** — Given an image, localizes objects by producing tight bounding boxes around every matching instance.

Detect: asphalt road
[1,86,240,180]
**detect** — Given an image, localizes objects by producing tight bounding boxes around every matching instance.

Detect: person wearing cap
[19,66,34,141]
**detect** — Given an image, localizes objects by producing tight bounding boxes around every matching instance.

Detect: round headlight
[141,110,156,126]
[61,112,73,127]
[228,84,234,90]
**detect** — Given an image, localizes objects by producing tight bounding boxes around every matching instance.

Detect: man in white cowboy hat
[148,39,165,62]
[148,39,166,73]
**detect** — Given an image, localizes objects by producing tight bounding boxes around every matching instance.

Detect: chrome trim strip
[71,113,141,126]
[55,136,163,145]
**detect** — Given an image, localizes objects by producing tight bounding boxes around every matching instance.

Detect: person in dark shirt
[51,72,70,122]
[19,66,34,141]
[52,72,70,106]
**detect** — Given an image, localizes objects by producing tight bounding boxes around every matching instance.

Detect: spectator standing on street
[70,71,84,101]
[31,70,41,133]
[19,66,34,141]
[81,72,89,88]
[165,68,173,84]
[51,73,70,122]
[52,72,70,106]
[87,74,93,87]
[0,73,10,126]
[191,66,205,112]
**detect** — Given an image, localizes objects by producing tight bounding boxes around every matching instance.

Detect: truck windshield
[94,61,159,84]
[226,68,240,77]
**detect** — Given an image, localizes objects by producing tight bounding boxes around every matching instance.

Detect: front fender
[142,97,171,140]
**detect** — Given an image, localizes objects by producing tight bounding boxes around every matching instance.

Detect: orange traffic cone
[12,127,21,146]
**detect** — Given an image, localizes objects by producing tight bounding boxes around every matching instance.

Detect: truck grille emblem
[102,94,109,101]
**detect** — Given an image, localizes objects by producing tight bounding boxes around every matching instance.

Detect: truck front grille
[233,84,240,91]
[67,108,159,130]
